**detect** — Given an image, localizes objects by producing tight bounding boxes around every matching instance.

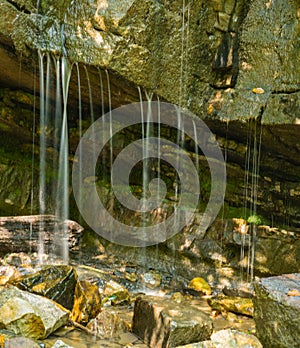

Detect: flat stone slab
[0,215,83,255]
[132,295,212,348]
[253,273,300,348]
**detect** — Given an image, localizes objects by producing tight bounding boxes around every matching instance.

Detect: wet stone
[132,295,213,348]
[253,273,300,347]
[87,308,129,339]
[70,280,102,325]
[140,271,162,289]
[13,265,78,310]
[103,280,130,305]
[187,277,212,296]
[51,339,75,348]
[4,336,41,348]
[0,285,69,339]
[207,295,254,317]
[210,329,262,347]
[222,282,254,298]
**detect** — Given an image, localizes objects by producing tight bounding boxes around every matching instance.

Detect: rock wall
[0,0,299,230]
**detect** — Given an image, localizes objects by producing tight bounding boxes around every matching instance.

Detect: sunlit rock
[0,285,69,339]
[13,265,78,310]
[176,329,262,347]
[207,295,253,317]
[253,273,300,347]
[140,271,162,289]
[103,280,130,305]
[0,265,20,286]
[188,277,212,296]
[132,295,212,348]
[211,329,262,348]
[70,280,102,325]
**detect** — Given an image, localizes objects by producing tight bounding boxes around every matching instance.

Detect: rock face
[0,0,299,230]
[132,295,213,348]
[13,265,78,310]
[253,273,300,348]
[0,215,83,255]
[0,285,69,339]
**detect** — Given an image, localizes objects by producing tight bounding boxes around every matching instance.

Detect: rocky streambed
[0,232,298,347]
[0,215,299,347]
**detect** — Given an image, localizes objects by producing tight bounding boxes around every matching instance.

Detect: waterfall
[37,50,47,264]
[55,56,72,264]
[36,51,72,264]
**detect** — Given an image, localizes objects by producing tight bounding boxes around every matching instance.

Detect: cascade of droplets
[241,119,262,282]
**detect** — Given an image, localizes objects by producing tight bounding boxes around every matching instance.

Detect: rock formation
[0,0,299,230]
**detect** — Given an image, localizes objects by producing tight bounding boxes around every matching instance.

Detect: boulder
[187,277,212,296]
[208,295,254,317]
[132,295,212,348]
[13,265,78,310]
[253,273,300,348]
[0,285,69,339]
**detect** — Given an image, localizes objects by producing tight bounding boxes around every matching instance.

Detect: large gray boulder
[253,273,300,348]
[0,285,69,339]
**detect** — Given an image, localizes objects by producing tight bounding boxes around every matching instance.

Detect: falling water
[30,62,37,253]
[105,69,113,187]
[75,63,83,222]
[192,119,199,173]
[38,50,46,263]
[240,119,262,282]
[55,56,72,263]
[249,120,262,281]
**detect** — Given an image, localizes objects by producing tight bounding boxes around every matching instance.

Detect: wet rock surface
[70,280,102,325]
[0,285,69,339]
[0,251,259,347]
[0,215,83,255]
[176,329,263,347]
[207,295,254,317]
[132,295,213,348]
[13,265,78,310]
[253,273,300,348]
